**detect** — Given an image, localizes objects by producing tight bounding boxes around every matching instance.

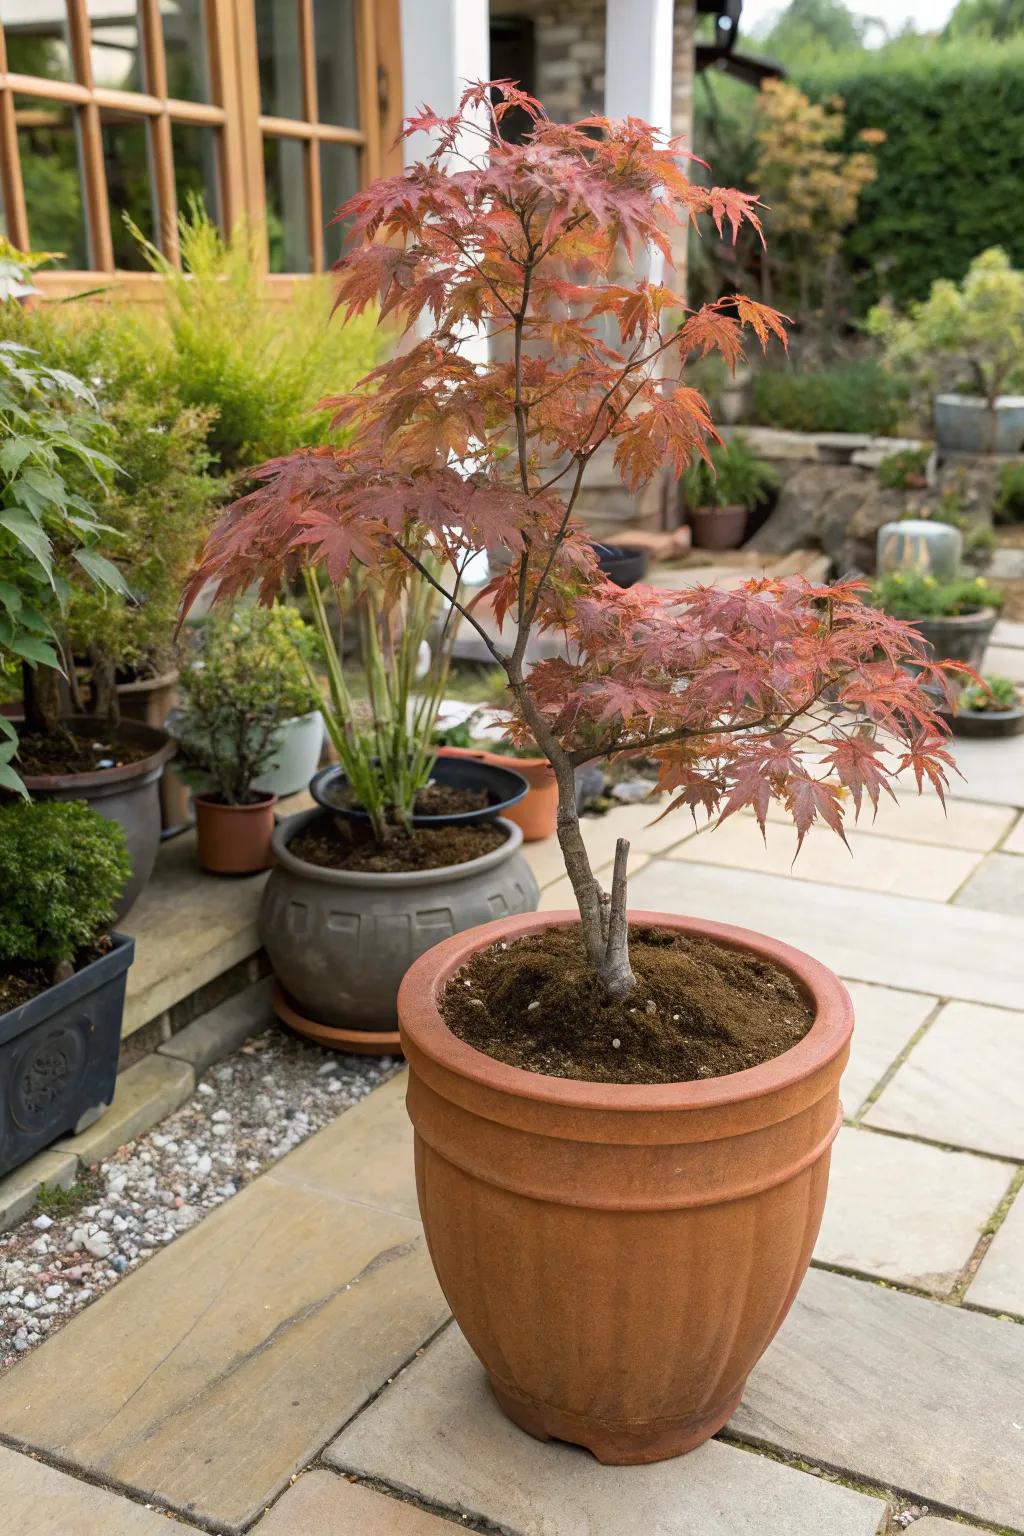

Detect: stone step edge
[0,978,273,1234]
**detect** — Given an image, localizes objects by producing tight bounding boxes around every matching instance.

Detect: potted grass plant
[184,85,964,1461]
[0,799,132,1178]
[681,434,780,551]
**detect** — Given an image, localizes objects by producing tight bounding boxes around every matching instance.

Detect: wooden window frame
[0,0,400,294]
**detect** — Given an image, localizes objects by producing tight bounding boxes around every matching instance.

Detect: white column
[604,0,675,139]
[399,0,491,164]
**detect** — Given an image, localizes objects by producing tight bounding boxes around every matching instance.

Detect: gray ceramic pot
[934,394,1024,454]
[909,607,998,671]
[260,809,540,1032]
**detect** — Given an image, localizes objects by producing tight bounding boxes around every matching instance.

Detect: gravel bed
[0,1029,396,1371]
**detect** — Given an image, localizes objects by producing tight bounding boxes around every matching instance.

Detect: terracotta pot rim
[690,503,746,516]
[194,790,278,812]
[398,909,852,1114]
[437,745,554,776]
[15,715,176,791]
[271,806,525,888]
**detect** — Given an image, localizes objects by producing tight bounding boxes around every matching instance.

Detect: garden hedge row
[799,38,1024,311]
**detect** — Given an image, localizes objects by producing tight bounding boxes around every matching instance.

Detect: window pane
[264,136,308,272]
[100,110,155,268]
[1,0,73,80]
[161,0,210,102]
[313,0,358,127]
[254,0,303,119]
[172,121,219,228]
[319,140,358,269]
[88,0,143,91]
[14,94,87,265]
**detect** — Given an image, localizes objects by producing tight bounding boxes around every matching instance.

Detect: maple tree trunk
[551,754,636,999]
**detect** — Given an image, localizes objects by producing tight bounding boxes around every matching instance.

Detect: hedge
[799,38,1024,312]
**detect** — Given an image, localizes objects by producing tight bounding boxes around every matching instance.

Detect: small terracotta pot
[398,909,853,1465]
[436,746,558,841]
[689,503,748,552]
[194,791,277,875]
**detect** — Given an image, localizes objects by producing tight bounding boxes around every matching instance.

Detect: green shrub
[994,462,1024,524]
[878,447,930,490]
[961,674,1020,712]
[799,37,1024,311]
[872,570,1002,619]
[681,434,780,509]
[0,800,130,966]
[750,361,907,435]
[177,602,318,804]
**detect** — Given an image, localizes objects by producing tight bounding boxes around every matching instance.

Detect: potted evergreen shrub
[175,603,320,874]
[0,799,132,1179]
[872,570,1001,671]
[185,86,964,1460]
[681,434,780,551]
[869,247,1024,454]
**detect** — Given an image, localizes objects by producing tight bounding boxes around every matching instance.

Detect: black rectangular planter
[0,934,134,1181]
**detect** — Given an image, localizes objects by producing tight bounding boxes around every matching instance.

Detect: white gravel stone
[31,1216,52,1232]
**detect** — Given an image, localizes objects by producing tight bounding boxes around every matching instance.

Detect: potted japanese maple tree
[184,86,963,1464]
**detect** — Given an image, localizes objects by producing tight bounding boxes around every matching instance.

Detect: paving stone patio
[1,669,1024,1532]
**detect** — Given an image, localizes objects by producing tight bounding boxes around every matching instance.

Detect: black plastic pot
[0,934,134,1180]
[593,544,650,588]
[947,704,1024,739]
[311,754,529,830]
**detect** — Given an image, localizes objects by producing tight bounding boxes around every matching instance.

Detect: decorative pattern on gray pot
[0,935,133,1179]
[260,810,540,1031]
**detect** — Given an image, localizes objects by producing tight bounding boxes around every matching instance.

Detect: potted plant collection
[948,674,1024,738]
[872,570,1001,670]
[681,434,780,551]
[0,799,132,1178]
[869,247,1024,454]
[185,85,964,1462]
[174,603,319,874]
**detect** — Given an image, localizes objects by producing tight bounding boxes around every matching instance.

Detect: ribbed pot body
[398,909,852,1465]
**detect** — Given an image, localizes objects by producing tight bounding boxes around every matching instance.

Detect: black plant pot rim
[310,755,529,829]
[1,931,134,1038]
[272,806,525,889]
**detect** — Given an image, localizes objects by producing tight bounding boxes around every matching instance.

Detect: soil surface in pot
[1,937,110,1014]
[289,814,508,874]
[15,726,155,776]
[441,926,815,1084]
[334,781,489,819]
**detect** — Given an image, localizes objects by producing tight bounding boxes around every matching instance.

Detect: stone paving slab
[0,1148,78,1231]
[906,1522,987,1536]
[985,642,1024,682]
[628,860,1024,1010]
[864,1000,1024,1160]
[965,1192,1024,1317]
[256,1471,462,1533]
[1005,812,1024,855]
[55,1053,195,1166]
[751,794,1016,852]
[0,1075,448,1535]
[523,801,699,889]
[814,1127,1010,1295]
[732,1267,1024,1530]
[839,982,936,1114]
[993,617,1024,649]
[953,851,1024,916]
[945,733,1024,808]
[328,1324,888,1536]
[668,818,982,901]
[0,1444,195,1534]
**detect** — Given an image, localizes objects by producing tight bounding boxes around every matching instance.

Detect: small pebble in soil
[611,1038,621,1050]
[0,1028,394,1371]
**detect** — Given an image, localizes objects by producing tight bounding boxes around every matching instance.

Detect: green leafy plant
[681,435,780,510]
[994,461,1024,524]
[960,673,1020,711]
[869,247,1024,451]
[750,359,906,434]
[878,447,929,490]
[130,201,383,473]
[176,602,318,804]
[872,570,1003,619]
[0,799,130,969]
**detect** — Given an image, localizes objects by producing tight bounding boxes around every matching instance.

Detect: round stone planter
[934,393,1024,455]
[251,710,326,798]
[398,908,853,1465]
[908,606,998,671]
[260,809,539,1038]
[18,717,175,919]
[950,703,1024,738]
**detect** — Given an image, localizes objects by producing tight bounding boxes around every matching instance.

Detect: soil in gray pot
[0,937,111,1014]
[14,726,154,775]
[289,815,508,874]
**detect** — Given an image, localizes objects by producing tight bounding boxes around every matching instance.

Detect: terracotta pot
[689,503,748,552]
[398,908,853,1465]
[115,669,191,837]
[194,791,277,875]
[436,746,558,842]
